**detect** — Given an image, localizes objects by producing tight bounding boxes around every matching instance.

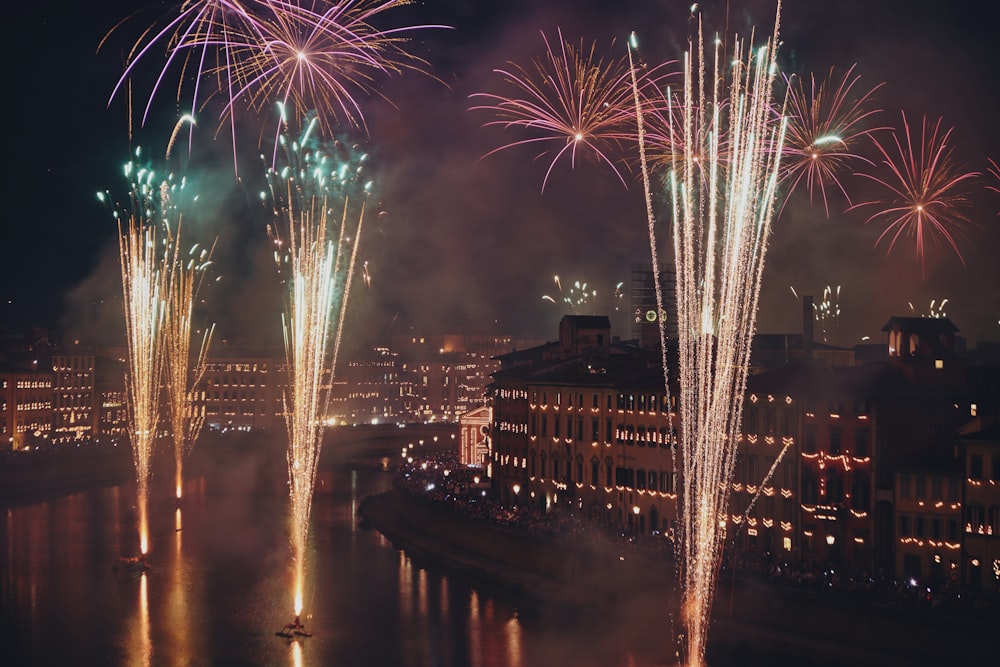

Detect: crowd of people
[393,453,996,619]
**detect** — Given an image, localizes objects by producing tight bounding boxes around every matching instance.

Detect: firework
[117,204,166,557]
[851,112,979,275]
[633,6,786,665]
[987,158,1000,213]
[162,226,216,501]
[262,117,369,621]
[780,64,885,216]
[105,0,443,158]
[470,29,675,192]
[908,298,949,319]
[790,285,842,343]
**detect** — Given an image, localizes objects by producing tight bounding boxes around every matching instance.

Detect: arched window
[591,457,600,486]
[605,457,614,487]
[529,450,536,477]
[539,451,547,480]
[648,470,658,492]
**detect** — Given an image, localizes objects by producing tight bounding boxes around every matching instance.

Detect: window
[854,429,868,456]
[804,428,817,453]
[900,514,911,536]
[591,458,599,485]
[605,458,613,487]
[591,419,599,441]
[970,455,983,480]
[648,471,658,492]
[636,469,646,490]
[577,418,584,442]
[915,516,925,538]
[915,475,926,500]
[829,428,841,455]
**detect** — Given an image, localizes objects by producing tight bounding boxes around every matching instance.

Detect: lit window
[935,359,944,369]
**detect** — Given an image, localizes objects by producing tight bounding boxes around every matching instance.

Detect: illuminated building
[730,313,994,586]
[197,344,285,432]
[458,405,491,467]
[95,350,128,444]
[490,315,678,535]
[50,349,98,444]
[958,417,1000,595]
[330,346,415,425]
[0,367,53,451]
[390,332,517,423]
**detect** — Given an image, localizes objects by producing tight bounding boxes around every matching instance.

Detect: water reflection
[2,458,670,667]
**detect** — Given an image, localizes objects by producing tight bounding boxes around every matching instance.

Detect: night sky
[4,0,999,351]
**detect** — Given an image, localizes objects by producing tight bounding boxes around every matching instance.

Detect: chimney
[803,295,814,360]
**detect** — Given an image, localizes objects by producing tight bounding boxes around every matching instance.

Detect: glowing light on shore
[263,118,369,620]
[632,5,786,665]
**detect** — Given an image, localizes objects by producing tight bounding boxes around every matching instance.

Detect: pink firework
[104,1,443,151]
[225,0,444,137]
[852,112,979,275]
[987,158,1000,212]
[470,29,675,192]
[781,64,885,216]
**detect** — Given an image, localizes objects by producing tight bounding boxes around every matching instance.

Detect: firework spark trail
[987,159,1000,212]
[264,120,369,619]
[162,226,216,500]
[118,214,165,557]
[779,65,884,216]
[851,112,979,276]
[471,29,676,192]
[635,6,787,664]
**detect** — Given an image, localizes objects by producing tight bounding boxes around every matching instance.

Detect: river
[0,437,679,667]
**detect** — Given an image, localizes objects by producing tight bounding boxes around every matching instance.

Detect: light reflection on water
[1,452,675,667]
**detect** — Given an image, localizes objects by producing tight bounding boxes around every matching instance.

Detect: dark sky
[4,0,999,351]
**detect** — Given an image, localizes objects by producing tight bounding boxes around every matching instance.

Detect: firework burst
[852,112,979,275]
[105,1,444,161]
[633,6,787,665]
[262,116,370,621]
[780,64,885,216]
[471,29,675,192]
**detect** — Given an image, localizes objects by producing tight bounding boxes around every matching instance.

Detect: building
[490,315,678,535]
[959,416,1000,596]
[198,344,285,432]
[458,405,491,467]
[0,367,54,450]
[51,349,98,444]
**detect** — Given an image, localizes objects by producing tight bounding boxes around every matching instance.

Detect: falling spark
[263,119,369,620]
[633,5,787,665]
[162,225,216,501]
[908,298,949,319]
[852,112,979,276]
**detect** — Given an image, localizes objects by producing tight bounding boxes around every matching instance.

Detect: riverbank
[360,486,996,667]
